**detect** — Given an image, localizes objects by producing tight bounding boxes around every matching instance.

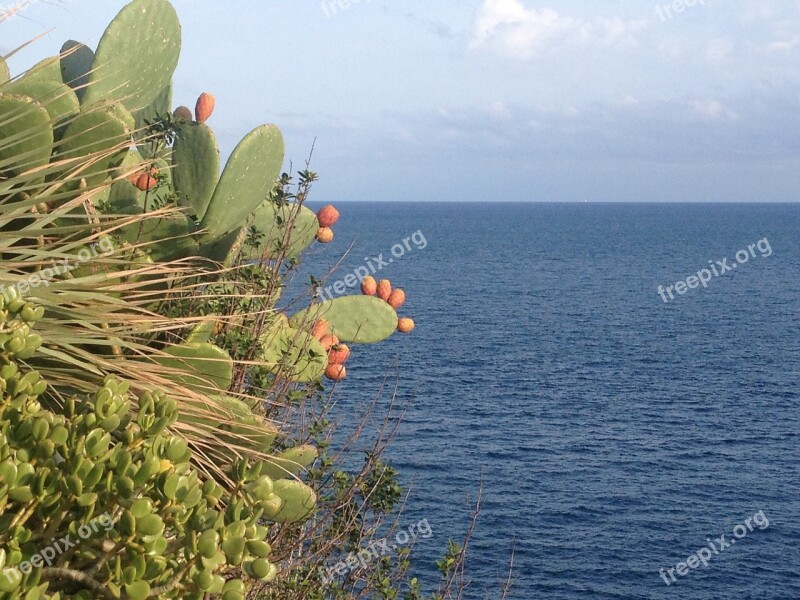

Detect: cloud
[470,0,646,59]
[767,36,800,51]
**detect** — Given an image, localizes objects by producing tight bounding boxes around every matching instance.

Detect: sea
[297,202,800,600]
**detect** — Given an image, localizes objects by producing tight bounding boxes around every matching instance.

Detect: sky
[2,0,800,202]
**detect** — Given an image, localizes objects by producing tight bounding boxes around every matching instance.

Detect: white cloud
[692,99,738,120]
[767,37,800,51]
[470,0,646,59]
[704,38,734,61]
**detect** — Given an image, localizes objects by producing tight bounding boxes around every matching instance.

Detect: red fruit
[195,93,216,124]
[361,276,377,296]
[328,343,351,365]
[317,205,340,228]
[320,334,339,351]
[316,227,334,244]
[311,320,329,340]
[135,173,158,191]
[173,105,193,121]
[376,280,392,301]
[387,288,406,309]
[325,364,347,381]
[397,318,415,333]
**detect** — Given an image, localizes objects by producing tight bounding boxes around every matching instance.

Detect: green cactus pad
[25,56,62,83]
[197,228,242,264]
[58,104,132,184]
[244,202,319,261]
[0,56,9,84]
[3,78,80,126]
[269,480,317,524]
[173,122,220,218]
[82,0,181,112]
[199,124,284,240]
[104,146,148,209]
[193,396,279,457]
[154,342,232,393]
[119,210,198,262]
[186,319,217,344]
[261,445,318,480]
[135,82,172,137]
[290,296,398,344]
[0,94,53,177]
[60,40,94,100]
[261,325,327,383]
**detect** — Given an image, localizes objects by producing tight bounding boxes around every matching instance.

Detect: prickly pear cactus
[0,56,9,84]
[172,121,220,217]
[58,105,133,184]
[269,480,317,524]
[81,0,181,112]
[291,296,399,344]
[59,40,94,100]
[260,445,318,480]
[2,78,79,127]
[199,125,285,241]
[0,94,54,177]
[261,324,328,383]
[244,202,319,261]
[153,342,233,393]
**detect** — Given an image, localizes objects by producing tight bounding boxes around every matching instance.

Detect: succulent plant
[0,299,322,599]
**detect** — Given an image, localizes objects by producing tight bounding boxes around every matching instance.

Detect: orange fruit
[361,276,377,296]
[320,334,339,351]
[397,318,415,333]
[317,205,340,228]
[135,173,158,191]
[325,364,347,381]
[376,279,392,301]
[316,227,334,243]
[328,343,351,365]
[311,319,329,340]
[387,288,406,309]
[195,93,216,124]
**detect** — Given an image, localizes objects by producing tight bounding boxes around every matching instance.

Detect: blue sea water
[299,203,800,599]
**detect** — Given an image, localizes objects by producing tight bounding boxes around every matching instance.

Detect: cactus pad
[59,40,94,100]
[58,105,133,184]
[261,445,318,480]
[0,56,8,84]
[269,480,317,524]
[172,121,220,218]
[245,202,319,260]
[82,0,181,112]
[199,124,284,240]
[3,78,80,127]
[154,342,233,393]
[291,296,398,344]
[0,94,53,176]
[261,325,327,383]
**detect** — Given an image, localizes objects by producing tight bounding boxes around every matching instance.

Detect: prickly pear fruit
[311,320,328,340]
[325,364,346,381]
[319,334,339,351]
[135,173,158,191]
[328,343,350,365]
[317,205,339,228]
[195,92,216,124]
[377,280,392,301]
[361,276,377,296]
[397,318,415,333]
[387,288,406,309]
[173,105,193,120]
[316,227,334,243]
